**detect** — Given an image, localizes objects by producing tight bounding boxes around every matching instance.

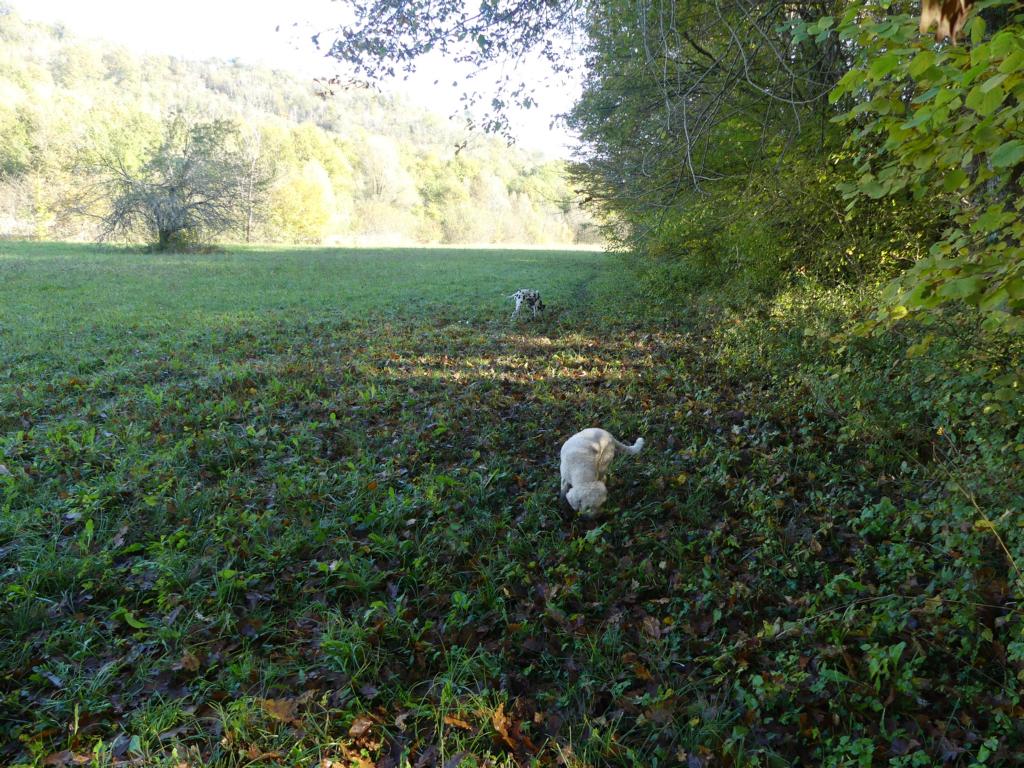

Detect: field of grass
[2,241,1022,767]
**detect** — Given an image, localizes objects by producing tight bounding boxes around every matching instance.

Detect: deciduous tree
[75,112,249,250]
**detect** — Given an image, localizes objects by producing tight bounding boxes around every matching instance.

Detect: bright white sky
[13,0,581,157]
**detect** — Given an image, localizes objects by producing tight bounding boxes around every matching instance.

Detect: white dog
[560,428,645,517]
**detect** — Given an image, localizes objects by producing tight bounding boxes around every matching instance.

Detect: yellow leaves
[443,714,474,730]
[259,691,320,727]
[489,702,538,754]
[320,749,374,768]
[491,702,516,750]
[905,334,934,358]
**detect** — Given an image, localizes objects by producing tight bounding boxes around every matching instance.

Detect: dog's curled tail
[614,436,645,455]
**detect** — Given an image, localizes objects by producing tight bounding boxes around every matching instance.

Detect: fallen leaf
[108,733,131,758]
[42,752,90,766]
[0,464,11,477]
[413,745,438,768]
[338,745,376,768]
[348,715,375,739]
[641,616,661,639]
[175,652,201,672]
[443,751,470,768]
[158,724,188,741]
[36,668,64,688]
[247,745,283,761]
[394,710,412,731]
[490,702,537,753]
[492,703,515,750]
[645,703,674,725]
[890,737,920,756]
[443,714,474,731]
[359,683,379,699]
[260,697,299,724]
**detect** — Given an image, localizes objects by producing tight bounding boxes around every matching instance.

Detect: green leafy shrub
[833,0,1024,332]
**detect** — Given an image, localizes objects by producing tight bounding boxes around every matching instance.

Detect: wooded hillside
[0,6,598,246]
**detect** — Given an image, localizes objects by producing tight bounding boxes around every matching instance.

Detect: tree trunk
[158,228,171,251]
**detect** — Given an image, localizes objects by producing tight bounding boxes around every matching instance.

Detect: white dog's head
[566,482,608,517]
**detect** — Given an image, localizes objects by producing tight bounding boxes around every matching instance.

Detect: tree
[319,0,845,224]
[316,0,586,139]
[51,44,105,87]
[269,160,336,243]
[920,0,974,42]
[238,125,278,243]
[75,113,249,250]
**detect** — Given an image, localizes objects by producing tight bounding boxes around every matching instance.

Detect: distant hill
[0,5,600,246]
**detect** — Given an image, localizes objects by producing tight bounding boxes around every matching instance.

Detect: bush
[832,0,1024,333]
[633,144,939,302]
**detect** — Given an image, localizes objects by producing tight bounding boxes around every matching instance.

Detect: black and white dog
[508,289,545,320]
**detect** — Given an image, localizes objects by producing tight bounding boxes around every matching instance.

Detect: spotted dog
[508,289,545,320]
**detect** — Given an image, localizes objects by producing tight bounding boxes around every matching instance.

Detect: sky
[13,0,582,157]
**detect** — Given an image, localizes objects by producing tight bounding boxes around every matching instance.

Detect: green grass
[1,241,1022,767]
[1,241,604,345]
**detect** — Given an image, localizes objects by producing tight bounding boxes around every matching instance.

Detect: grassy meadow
[1,242,1022,767]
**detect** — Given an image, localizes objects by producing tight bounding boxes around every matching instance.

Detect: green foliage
[570,0,1023,341]
[832,0,1024,332]
[627,142,940,303]
[567,0,843,234]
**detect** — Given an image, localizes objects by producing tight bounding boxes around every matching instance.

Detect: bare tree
[74,113,249,250]
[238,126,277,243]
